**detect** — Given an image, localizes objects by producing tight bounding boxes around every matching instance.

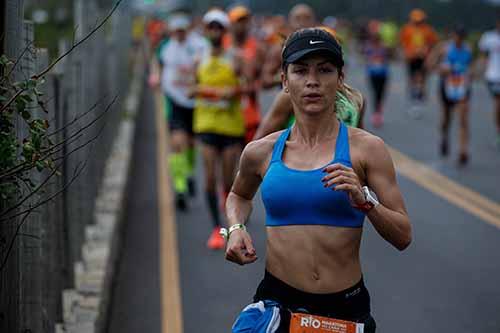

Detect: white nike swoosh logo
[309,40,324,45]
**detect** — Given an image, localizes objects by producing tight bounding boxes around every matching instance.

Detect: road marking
[155,90,184,333]
[389,147,500,229]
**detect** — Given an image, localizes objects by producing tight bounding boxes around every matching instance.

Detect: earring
[285,88,289,93]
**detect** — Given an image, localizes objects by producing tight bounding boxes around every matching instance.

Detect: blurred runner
[400,9,438,117]
[224,5,266,144]
[147,17,169,95]
[379,20,399,51]
[427,25,473,166]
[130,15,146,68]
[132,16,146,47]
[479,18,500,149]
[363,22,391,127]
[158,14,209,208]
[191,9,245,249]
[146,16,168,52]
[261,3,316,89]
[255,27,366,140]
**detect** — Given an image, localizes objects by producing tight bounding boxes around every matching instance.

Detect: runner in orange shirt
[146,16,168,51]
[400,9,438,117]
[224,5,267,144]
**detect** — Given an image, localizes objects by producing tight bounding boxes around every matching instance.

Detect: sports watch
[352,186,379,213]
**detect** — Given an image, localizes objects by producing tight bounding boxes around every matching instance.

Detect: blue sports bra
[261,122,365,228]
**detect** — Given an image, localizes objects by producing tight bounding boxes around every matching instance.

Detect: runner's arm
[424,42,444,72]
[190,86,242,100]
[364,137,412,251]
[148,55,162,88]
[254,90,292,139]
[261,44,283,89]
[225,141,267,265]
[226,141,264,225]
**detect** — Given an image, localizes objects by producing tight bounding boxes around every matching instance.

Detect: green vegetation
[24,0,74,60]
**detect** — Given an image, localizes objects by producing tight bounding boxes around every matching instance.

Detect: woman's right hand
[225,229,258,265]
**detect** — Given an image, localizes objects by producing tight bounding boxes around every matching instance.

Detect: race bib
[370,55,384,65]
[173,65,196,87]
[289,313,364,333]
[198,99,230,109]
[445,74,467,102]
[369,56,386,72]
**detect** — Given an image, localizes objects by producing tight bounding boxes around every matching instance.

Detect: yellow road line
[389,147,500,229]
[155,90,184,333]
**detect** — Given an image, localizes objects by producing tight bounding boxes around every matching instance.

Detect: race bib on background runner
[445,74,467,102]
[289,313,364,333]
[173,64,196,88]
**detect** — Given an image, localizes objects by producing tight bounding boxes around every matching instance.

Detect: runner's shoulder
[240,131,284,173]
[348,127,388,159]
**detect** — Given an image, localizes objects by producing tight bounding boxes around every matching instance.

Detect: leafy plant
[0,53,55,203]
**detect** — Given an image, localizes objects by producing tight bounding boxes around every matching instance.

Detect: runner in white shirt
[479,18,500,149]
[159,14,210,209]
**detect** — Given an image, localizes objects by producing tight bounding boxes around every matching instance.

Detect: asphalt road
[110,57,500,333]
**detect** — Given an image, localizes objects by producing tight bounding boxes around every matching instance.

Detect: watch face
[368,188,379,202]
[364,186,379,206]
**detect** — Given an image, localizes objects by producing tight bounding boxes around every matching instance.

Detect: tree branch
[0,156,87,223]
[0,212,31,272]
[0,160,63,218]
[0,95,116,180]
[0,105,108,221]
[4,42,33,80]
[47,94,108,137]
[0,88,26,113]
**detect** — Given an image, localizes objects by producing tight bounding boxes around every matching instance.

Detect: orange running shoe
[207,227,225,250]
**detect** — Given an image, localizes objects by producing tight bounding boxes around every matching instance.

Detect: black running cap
[282,28,344,67]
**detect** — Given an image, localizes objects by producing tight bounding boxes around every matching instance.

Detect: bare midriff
[266,225,363,294]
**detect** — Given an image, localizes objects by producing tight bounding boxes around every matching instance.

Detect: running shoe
[371,112,384,128]
[207,226,225,250]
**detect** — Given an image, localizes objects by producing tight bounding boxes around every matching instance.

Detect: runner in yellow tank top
[194,54,245,136]
[190,9,245,250]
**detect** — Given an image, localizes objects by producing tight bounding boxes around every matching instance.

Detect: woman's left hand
[322,163,365,205]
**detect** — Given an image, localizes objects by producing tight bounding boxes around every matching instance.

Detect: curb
[55,48,145,333]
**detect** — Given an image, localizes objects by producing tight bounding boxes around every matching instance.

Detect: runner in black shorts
[427,26,473,165]
[224,28,411,333]
[159,14,209,209]
[169,100,194,135]
[407,57,425,78]
[191,10,246,250]
[400,9,438,117]
[197,133,244,151]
